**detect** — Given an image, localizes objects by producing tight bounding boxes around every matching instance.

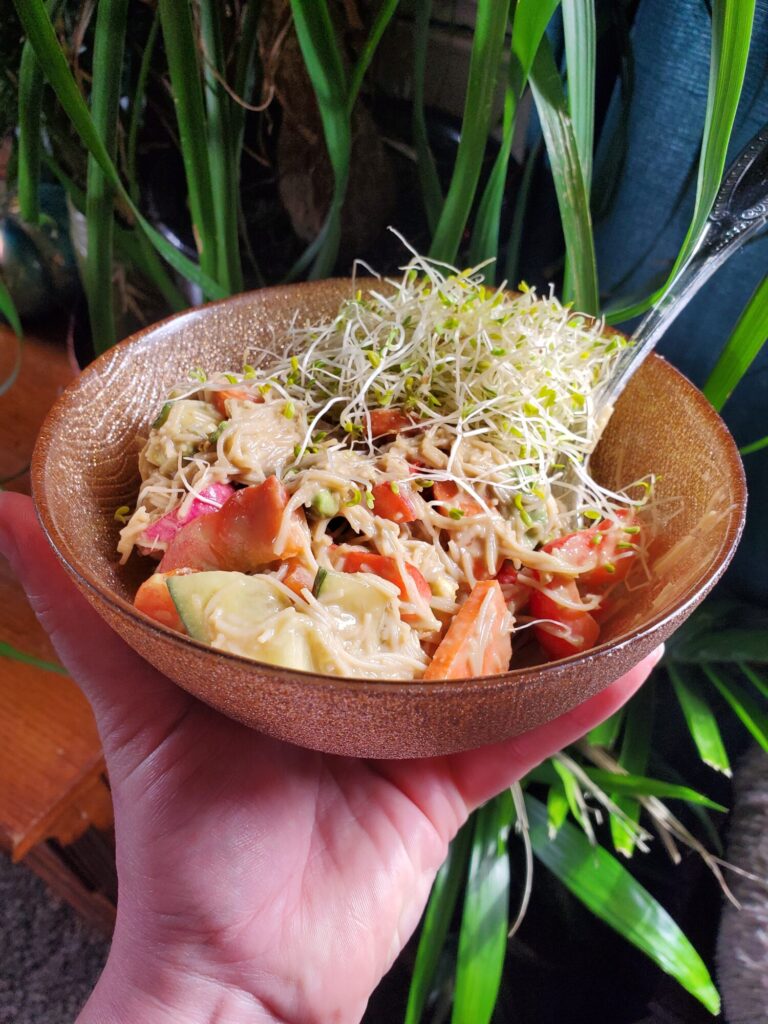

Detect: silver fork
[599,122,768,410]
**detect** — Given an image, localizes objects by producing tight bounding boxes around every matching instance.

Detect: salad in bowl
[118,255,656,681]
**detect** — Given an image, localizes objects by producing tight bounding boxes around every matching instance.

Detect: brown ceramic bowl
[32,280,746,758]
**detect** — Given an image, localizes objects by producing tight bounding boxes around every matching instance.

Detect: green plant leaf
[469,0,560,275]
[669,665,731,775]
[16,0,59,224]
[703,275,768,410]
[671,630,768,664]
[605,0,757,324]
[582,769,726,812]
[412,0,443,233]
[290,0,351,279]
[586,706,625,749]
[546,778,570,836]
[740,435,768,456]
[740,663,768,699]
[11,0,226,301]
[451,791,513,1024]
[348,0,399,113]
[429,0,513,264]
[0,274,23,398]
[528,33,598,314]
[527,796,721,1015]
[610,682,652,857]
[704,666,768,753]
[158,0,219,284]
[0,641,67,675]
[126,11,159,204]
[560,0,596,302]
[85,0,128,355]
[504,135,540,286]
[404,822,471,1024]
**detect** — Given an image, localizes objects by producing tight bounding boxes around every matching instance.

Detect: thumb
[0,491,190,758]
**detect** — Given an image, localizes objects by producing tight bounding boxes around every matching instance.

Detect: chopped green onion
[152,402,172,429]
[312,567,328,598]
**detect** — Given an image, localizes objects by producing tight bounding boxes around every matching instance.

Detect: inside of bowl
[35,281,745,653]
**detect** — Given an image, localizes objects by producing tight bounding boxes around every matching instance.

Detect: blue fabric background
[593,0,768,601]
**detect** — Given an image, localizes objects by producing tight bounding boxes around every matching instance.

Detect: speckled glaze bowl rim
[32,280,748,697]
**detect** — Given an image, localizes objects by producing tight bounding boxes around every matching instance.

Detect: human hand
[0,492,662,1024]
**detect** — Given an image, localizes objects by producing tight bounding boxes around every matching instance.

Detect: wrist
[77,935,286,1024]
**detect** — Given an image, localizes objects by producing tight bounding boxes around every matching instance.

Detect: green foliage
[527,796,721,1015]
[703,275,768,411]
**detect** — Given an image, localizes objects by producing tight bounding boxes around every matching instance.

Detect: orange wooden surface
[0,322,113,860]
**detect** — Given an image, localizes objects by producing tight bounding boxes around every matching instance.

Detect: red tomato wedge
[371,482,419,523]
[529,579,600,660]
[336,549,431,622]
[432,480,484,516]
[211,388,260,417]
[282,559,315,598]
[134,570,192,633]
[369,408,420,436]
[424,580,511,680]
[542,510,639,586]
[159,477,307,573]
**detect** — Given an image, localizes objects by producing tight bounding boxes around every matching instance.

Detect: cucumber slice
[167,571,287,643]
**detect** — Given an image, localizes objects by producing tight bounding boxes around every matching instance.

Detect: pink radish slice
[140,483,234,546]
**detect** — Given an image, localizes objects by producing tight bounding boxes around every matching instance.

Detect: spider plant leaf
[740,435,768,456]
[546,778,570,836]
[740,663,768,699]
[610,682,653,857]
[552,757,590,836]
[672,629,768,664]
[11,0,226,301]
[582,769,726,812]
[429,0,513,264]
[86,0,129,354]
[404,822,471,1024]
[669,665,731,776]
[16,0,59,225]
[469,0,560,275]
[158,0,219,284]
[0,641,67,675]
[200,0,242,293]
[704,666,768,753]
[528,33,598,314]
[412,0,443,233]
[348,0,400,113]
[586,706,625,749]
[560,0,596,302]
[605,0,757,323]
[527,796,721,1015]
[290,0,351,279]
[703,275,768,411]
[451,791,513,1024]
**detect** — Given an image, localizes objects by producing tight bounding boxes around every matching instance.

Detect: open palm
[0,492,659,1024]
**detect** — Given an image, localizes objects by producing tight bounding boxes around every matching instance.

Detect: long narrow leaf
[85,0,128,354]
[546,778,570,836]
[703,275,768,410]
[560,0,595,302]
[669,665,731,775]
[348,0,400,113]
[16,0,58,224]
[469,0,560,274]
[740,435,768,456]
[583,769,725,812]
[429,0,513,264]
[586,706,625,749]
[0,641,67,675]
[527,796,721,1015]
[404,823,472,1024]
[412,0,443,233]
[290,0,351,279]
[610,683,653,857]
[504,135,540,286]
[704,666,768,753]
[126,12,159,203]
[606,0,757,323]
[158,0,219,283]
[451,792,513,1024]
[11,0,226,300]
[0,275,23,398]
[740,663,768,699]
[528,34,598,313]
